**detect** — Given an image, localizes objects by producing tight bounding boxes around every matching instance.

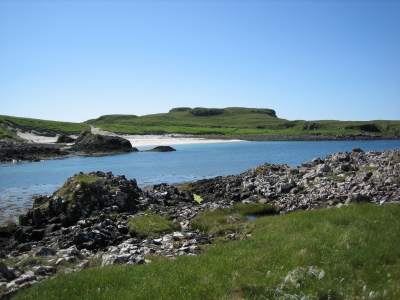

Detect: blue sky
[0,1,399,122]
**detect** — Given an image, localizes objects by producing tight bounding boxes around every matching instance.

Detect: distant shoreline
[191,134,400,142]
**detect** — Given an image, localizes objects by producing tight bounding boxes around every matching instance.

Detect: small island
[145,146,176,152]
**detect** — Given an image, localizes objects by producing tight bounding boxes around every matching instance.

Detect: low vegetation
[0,122,18,140]
[14,204,400,299]
[54,173,103,201]
[127,213,179,238]
[191,203,277,235]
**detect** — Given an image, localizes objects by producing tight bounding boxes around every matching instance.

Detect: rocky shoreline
[0,149,400,298]
[0,142,69,163]
[195,133,400,142]
[2,129,400,163]
[0,132,177,163]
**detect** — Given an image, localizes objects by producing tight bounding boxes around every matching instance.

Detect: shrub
[169,107,192,113]
[190,108,224,117]
[346,123,381,133]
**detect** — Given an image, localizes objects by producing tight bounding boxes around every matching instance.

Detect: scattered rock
[146,146,176,152]
[0,262,16,281]
[0,141,68,162]
[35,247,56,257]
[72,131,137,154]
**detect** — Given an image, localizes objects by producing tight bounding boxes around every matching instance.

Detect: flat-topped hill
[87,107,400,138]
[86,107,282,135]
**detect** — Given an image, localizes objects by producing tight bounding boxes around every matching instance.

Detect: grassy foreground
[14,204,400,299]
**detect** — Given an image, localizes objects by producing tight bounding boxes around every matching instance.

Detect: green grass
[14,204,400,300]
[191,203,277,235]
[86,107,400,137]
[53,174,103,204]
[127,213,180,238]
[73,174,103,184]
[0,115,89,136]
[0,121,18,140]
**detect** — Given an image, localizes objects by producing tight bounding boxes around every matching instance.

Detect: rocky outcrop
[188,148,400,212]
[146,146,176,152]
[0,132,137,163]
[0,141,68,162]
[56,134,75,144]
[19,171,142,228]
[71,132,137,154]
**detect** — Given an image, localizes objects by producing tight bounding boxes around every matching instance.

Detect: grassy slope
[87,107,400,137]
[0,121,17,140]
[14,204,400,300]
[0,115,89,137]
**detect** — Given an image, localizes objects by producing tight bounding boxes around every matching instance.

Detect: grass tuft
[191,203,277,235]
[127,213,179,238]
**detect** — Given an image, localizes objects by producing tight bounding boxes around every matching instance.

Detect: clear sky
[0,0,399,122]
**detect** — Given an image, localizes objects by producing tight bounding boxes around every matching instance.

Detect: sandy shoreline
[90,126,242,147]
[123,134,242,148]
[16,127,242,147]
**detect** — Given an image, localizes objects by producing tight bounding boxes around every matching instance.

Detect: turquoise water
[1,140,400,220]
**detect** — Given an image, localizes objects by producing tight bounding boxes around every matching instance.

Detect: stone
[0,222,17,238]
[0,262,16,281]
[340,163,352,172]
[31,229,45,241]
[35,247,56,257]
[172,232,185,240]
[57,246,80,257]
[101,254,117,266]
[16,243,32,253]
[278,181,296,193]
[146,146,176,152]
[32,266,56,276]
[72,132,137,154]
[316,164,331,174]
[13,271,36,285]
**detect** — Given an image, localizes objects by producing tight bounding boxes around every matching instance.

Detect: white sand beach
[90,126,242,147]
[16,126,242,147]
[123,134,242,148]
